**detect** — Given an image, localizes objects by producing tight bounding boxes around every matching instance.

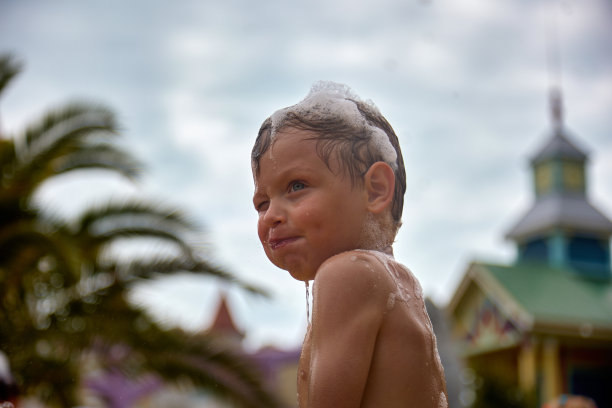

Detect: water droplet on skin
[439,391,448,408]
[435,350,443,370]
[352,249,447,406]
[386,292,396,310]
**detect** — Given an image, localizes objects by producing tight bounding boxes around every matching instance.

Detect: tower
[448,88,612,405]
[448,21,612,404]
[205,293,245,348]
[505,89,612,279]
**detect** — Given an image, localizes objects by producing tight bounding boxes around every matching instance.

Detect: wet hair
[251,82,407,232]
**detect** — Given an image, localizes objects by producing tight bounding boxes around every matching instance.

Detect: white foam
[270,81,398,169]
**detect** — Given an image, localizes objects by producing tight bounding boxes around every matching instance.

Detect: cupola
[506,89,612,279]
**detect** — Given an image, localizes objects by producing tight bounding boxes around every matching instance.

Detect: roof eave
[446,262,535,332]
[531,319,612,341]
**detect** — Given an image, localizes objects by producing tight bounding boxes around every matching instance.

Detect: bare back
[298,250,448,408]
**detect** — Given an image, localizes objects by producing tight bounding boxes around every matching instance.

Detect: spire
[550,87,563,132]
[209,293,242,337]
[505,6,612,279]
[204,292,245,347]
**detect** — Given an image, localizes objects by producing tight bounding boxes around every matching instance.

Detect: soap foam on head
[270,81,398,169]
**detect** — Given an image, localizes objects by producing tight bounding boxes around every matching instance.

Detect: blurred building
[203,293,300,408]
[447,90,612,407]
[425,298,465,408]
[84,293,300,407]
[205,292,246,349]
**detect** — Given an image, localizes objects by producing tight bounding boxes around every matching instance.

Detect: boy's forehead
[274,126,315,141]
[252,128,307,179]
[253,131,316,190]
[256,129,349,184]
[267,128,318,155]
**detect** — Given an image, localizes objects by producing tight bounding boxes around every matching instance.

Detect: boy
[252,82,448,408]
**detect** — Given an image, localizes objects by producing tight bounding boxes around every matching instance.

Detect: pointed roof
[506,86,612,241]
[531,89,587,164]
[506,194,612,240]
[208,293,244,338]
[531,131,587,164]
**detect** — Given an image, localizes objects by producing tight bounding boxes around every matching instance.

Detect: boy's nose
[263,200,286,226]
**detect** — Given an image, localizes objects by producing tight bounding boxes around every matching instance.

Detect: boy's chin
[286,267,315,282]
[269,257,316,281]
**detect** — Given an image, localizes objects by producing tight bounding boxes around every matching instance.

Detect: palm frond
[0,54,22,97]
[11,342,80,407]
[149,349,280,408]
[92,226,196,258]
[75,199,198,235]
[6,104,126,199]
[2,55,280,408]
[21,101,117,155]
[114,257,268,296]
[0,138,16,176]
[118,324,281,408]
[51,142,142,179]
[0,220,81,283]
[78,304,281,408]
[74,202,198,262]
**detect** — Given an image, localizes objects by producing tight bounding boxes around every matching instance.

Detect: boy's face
[253,128,369,281]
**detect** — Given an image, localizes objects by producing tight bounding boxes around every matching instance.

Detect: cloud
[1,0,610,350]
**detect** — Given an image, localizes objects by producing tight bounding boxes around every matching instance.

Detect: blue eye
[290,181,306,192]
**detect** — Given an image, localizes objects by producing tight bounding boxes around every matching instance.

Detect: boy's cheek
[257,229,267,248]
[256,218,266,239]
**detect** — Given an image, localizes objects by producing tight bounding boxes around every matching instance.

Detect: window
[562,160,585,193]
[535,162,553,196]
[521,238,548,263]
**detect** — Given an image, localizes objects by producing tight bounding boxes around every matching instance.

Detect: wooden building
[447,90,612,407]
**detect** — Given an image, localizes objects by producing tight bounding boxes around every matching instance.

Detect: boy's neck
[356,246,394,257]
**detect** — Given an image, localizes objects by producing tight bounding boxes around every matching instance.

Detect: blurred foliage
[471,374,538,408]
[0,54,279,407]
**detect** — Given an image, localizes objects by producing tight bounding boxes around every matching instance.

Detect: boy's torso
[297,250,448,408]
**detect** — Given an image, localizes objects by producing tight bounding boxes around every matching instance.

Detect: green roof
[480,263,612,329]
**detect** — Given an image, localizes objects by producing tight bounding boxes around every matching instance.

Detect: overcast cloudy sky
[1,0,611,350]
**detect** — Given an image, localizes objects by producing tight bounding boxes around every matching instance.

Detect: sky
[1,0,611,351]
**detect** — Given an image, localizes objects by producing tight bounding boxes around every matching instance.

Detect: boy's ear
[363,162,395,214]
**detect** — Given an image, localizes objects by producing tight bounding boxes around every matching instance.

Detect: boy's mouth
[268,236,299,250]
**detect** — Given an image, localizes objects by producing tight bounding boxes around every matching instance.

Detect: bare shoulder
[317,250,388,282]
[314,250,393,305]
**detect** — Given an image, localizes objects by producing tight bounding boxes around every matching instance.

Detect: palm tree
[0,54,279,408]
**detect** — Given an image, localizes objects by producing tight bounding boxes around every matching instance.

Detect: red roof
[209,293,243,338]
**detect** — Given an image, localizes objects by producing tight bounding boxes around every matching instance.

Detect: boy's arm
[307,253,386,408]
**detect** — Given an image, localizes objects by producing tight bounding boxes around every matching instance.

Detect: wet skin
[298,250,448,408]
[253,129,370,282]
[253,129,448,407]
